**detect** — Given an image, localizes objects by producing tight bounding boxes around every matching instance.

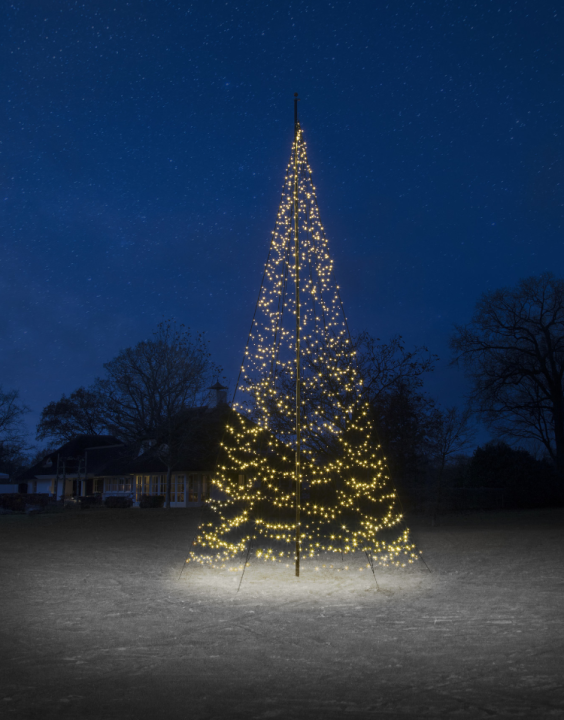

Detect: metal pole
[77,457,82,502]
[55,454,60,501]
[61,460,66,507]
[293,93,301,577]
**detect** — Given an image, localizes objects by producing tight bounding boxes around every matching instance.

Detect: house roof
[19,404,247,481]
[18,435,126,481]
[91,445,142,476]
[94,404,234,477]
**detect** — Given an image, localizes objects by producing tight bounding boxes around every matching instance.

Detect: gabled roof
[18,435,126,481]
[18,405,247,481]
[84,443,131,473]
[90,444,142,477]
[54,435,123,457]
[94,404,234,477]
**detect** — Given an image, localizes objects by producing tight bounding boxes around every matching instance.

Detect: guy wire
[237,536,254,593]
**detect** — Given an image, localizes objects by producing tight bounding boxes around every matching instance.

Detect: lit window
[188,475,199,502]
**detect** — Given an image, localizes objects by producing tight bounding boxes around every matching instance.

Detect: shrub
[25,493,50,507]
[79,495,103,508]
[139,494,165,509]
[104,496,133,509]
[0,494,27,512]
[0,493,51,511]
[466,441,559,508]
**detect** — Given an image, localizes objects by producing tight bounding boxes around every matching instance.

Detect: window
[202,475,211,500]
[188,475,199,502]
[175,475,185,503]
[155,476,164,496]
[166,475,176,502]
[139,476,166,497]
[106,478,132,493]
[94,478,104,494]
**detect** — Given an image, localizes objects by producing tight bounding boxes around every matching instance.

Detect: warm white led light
[190,126,417,569]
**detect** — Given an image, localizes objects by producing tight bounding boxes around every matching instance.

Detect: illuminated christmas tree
[191,97,417,575]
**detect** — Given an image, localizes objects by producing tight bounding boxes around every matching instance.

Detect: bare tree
[97,320,219,445]
[450,273,564,486]
[36,320,221,507]
[36,387,107,444]
[431,405,476,524]
[370,381,441,481]
[353,333,439,483]
[0,387,28,437]
[0,387,30,475]
[259,331,439,474]
[354,332,438,405]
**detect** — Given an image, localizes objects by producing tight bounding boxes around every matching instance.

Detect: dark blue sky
[2,0,563,444]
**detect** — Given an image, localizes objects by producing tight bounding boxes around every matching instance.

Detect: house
[0,472,17,494]
[16,435,128,500]
[17,388,233,508]
[93,403,231,508]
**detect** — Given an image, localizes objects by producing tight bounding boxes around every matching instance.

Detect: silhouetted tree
[36,321,221,505]
[430,405,476,523]
[0,387,30,475]
[371,382,441,482]
[36,387,107,444]
[354,333,440,485]
[451,273,564,491]
[96,320,219,445]
[466,440,557,507]
[354,332,437,405]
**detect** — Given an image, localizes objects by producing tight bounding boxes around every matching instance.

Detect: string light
[190,125,418,570]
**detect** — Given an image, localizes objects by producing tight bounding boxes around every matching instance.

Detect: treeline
[372,272,564,511]
[1,273,564,510]
[448,272,564,510]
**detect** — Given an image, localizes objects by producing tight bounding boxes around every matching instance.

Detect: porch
[134,473,213,508]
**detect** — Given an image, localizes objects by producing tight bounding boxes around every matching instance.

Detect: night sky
[2,1,563,444]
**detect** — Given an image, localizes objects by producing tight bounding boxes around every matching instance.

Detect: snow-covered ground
[1,507,563,718]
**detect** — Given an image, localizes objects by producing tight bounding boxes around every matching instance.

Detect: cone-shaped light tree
[192,99,417,573]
